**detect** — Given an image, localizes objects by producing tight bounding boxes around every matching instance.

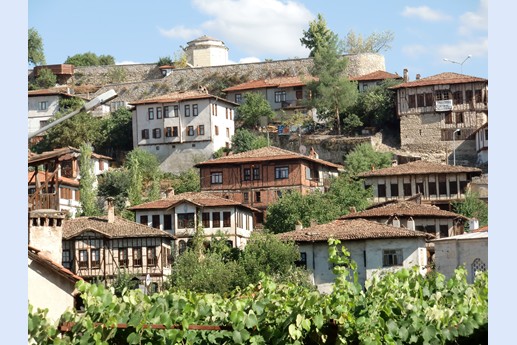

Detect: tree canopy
[344,142,393,176]
[452,191,488,230]
[300,14,338,57]
[28,27,46,66]
[231,128,268,153]
[236,92,276,128]
[79,143,101,216]
[31,68,56,90]
[343,30,395,54]
[64,52,115,66]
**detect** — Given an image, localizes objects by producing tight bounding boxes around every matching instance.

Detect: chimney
[106,197,115,223]
[295,221,303,231]
[28,209,66,264]
[391,160,398,167]
[416,74,421,80]
[166,187,175,198]
[469,218,479,231]
[403,68,408,82]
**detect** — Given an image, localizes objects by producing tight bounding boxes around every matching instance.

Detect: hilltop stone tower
[184,35,229,67]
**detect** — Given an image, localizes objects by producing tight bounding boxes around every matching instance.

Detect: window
[449,181,458,195]
[417,94,425,107]
[465,90,473,103]
[453,91,463,104]
[276,190,283,198]
[198,125,205,135]
[459,180,468,194]
[79,250,88,269]
[383,249,403,267]
[438,175,447,195]
[140,215,148,226]
[187,126,195,136]
[152,128,161,138]
[91,249,100,269]
[39,120,49,129]
[39,101,47,110]
[296,90,303,100]
[439,225,449,238]
[141,129,149,139]
[184,105,190,117]
[163,106,170,118]
[62,250,71,269]
[235,94,242,103]
[177,213,195,228]
[133,247,142,267]
[178,240,187,255]
[164,214,172,230]
[148,108,154,120]
[416,182,424,195]
[214,125,219,136]
[403,183,412,197]
[223,212,231,227]
[435,90,450,100]
[455,112,464,124]
[172,126,178,137]
[202,212,210,228]
[429,181,437,196]
[152,215,160,228]
[377,183,386,198]
[119,248,128,267]
[226,128,230,138]
[306,167,311,180]
[296,252,307,269]
[253,167,260,180]
[255,191,261,203]
[212,212,221,227]
[390,183,399,197]
[425,93,434,106]
[275,166,289,179]
[471,258,487,276]
[211,172,222,184]
[475,89,482,103]
[408,94,416,108]
[156,107,162,119]
[445,112,453,124]
[193,104,198,116]
[147,247,157,267]
[173,105,179,117]
[243,168,251,181]
[243,192,249,203]
[165,127,172,137]
[275,91,286,103]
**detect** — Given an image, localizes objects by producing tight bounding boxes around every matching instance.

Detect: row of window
[141,125,231,140]
[147,105,198,120]
[296,249,404,270]
[407,89,485,109]
[234,90,304,105]
[140,212,234,230]
[373,180,468,198]
[63,247,160,269]
[209,166,289,184]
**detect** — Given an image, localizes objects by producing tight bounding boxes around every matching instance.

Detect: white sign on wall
[435,100,453,112]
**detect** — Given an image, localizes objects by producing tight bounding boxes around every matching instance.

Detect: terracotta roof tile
[472,225,488,233]
[129,90,238,106]
[195,146,341,169]
[350,70,402,81]
[390,72,487,89]
[278,219,430,242]
[128,192,260,212]
[222,75,317,92]
[358,160,482,177]
[62,216,174,240]
[28,245,83,282]
[340,201,468,220]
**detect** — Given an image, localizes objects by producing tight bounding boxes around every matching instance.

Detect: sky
[28,0,487,79]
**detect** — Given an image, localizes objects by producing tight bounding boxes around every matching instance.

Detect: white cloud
[402,45,428,58]
[401,6,451,22]
[459,0,488,35]
[191,0,312,58]
[439,37,488,61]
[239,57,261,64]
[159,25,202,40]
[116,60,141,65]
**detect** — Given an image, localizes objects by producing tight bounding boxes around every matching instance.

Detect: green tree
[97,168,131,214]
[33,68,56,89]
[236,92,275,128]
[231,128,268,153]
[124,148,162,205]
[64,51,115,66]
[79,143,101,216]
[342,113,363,135]
[300,14,338,57]
[306,34,358,135]
[165,168,200,194]
[344,142,393,176]
[28,27,46,66]
[157,56,174,66]
[343,29,395,54]
[327,175,373,216]
[452,191,488,230]
[98,108,133,155]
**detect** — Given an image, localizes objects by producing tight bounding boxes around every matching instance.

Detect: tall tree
[79,143,101,216]
[98,108,133,154]
[300,14,338,57]
[306,34,358,135]
[236,92,276,128]
[28,27,46,66]
[124,148,162,205]
[343,30,395,54]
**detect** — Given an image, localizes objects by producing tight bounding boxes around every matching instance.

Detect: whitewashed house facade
[474,122,488,165]
[131,90,237,173]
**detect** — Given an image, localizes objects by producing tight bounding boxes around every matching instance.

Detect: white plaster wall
[434,238,488,283]
[28,95,60,134]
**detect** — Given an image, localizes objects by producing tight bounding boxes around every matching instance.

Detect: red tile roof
[28,245,83,282]
[358,160,482,177]
[128,192,260,212]
[28,171,79,187]
[222,76,317,92]
[278,219,430,242]
[389,72,487,89]
[350,70,402,81]
[195,146,341,169]
[62,216,175,240]
[472,225,488,233]
[340,201,468,220]
[129,90,238,106]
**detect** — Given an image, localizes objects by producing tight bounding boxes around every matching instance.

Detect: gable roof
[340,201,468,220]
[129,90,238,106]
[195,146,341,169]
[278,218,430,242]
[28,146,112,166]
[62,216,175,240]
[128,192,260,212]
[28,245,82,282]
[389,72,487,89]
[350,70,402,81]
[222,75,317,92]
[358,160,482,177]
[432,230,488,242]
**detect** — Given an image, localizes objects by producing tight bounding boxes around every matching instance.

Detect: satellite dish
[299,145,307,155]
[145,274,151,287]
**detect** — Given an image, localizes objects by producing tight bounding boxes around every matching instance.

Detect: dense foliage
[29,240,488,344]
[231,129,269,153]
[344,143,393,176]
[237,93,276,128]
[64,52,115,66]
[300,14,337,57]
[79,143,101,216]
[343,30,395,54]
[31,68,57,89]
[452,191,488,230]
[28,27,46,66]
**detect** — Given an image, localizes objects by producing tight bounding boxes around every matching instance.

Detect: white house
[433,227,488,283]
[130,90,237,174]
[473,122,488,165]
[128,191,257,251]
[278,219,429,293]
